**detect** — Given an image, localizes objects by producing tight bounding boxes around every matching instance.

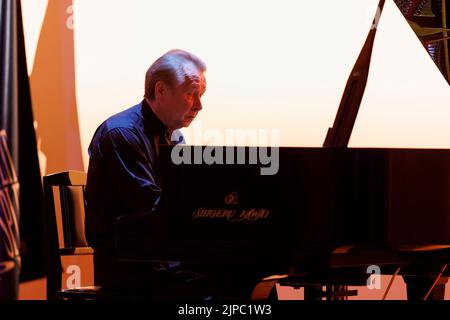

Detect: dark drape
[16,0,45,282]
[0,0,20,299]
[0,0,18,167]
[0,0,45,300]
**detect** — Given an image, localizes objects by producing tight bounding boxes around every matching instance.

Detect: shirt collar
[141,99,171,137]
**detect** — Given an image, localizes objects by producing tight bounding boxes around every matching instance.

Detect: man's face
[163,67,206,130]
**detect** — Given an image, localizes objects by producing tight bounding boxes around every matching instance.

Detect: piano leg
[304,285,324,301]
[402,276,449,300]
[304,285,357,300]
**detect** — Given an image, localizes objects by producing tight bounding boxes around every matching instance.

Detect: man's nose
[193,97,202,111]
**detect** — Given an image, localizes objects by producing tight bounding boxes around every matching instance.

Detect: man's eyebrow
[182,72,206,91]
[186,78,203,89]
[185,82,199,91]
[193,82,207,93]
[183,72,200,83]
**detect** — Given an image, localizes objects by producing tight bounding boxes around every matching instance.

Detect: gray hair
[144,49,207,100]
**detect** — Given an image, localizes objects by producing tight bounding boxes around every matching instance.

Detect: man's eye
[186,92,195,99]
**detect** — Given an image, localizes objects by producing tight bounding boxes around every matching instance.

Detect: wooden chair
[43,171,124,300]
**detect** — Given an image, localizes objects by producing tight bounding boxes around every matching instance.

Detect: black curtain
[16,0,45,282]
[0,0,45,290]
[0,0,18,164]
[0,0,20,299]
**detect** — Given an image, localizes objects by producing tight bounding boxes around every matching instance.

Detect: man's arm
[100,127,161,215]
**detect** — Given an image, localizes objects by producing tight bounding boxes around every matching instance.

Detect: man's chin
[183,118,195,127]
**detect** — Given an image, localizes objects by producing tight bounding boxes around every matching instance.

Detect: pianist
[84,49,211,298]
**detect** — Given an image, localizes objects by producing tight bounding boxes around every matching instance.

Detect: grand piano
[115,0,450,300]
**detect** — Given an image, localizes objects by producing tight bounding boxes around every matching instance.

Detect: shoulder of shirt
[101,104,143,136]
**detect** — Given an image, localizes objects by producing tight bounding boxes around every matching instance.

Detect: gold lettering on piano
[234,209,270,222]
[192,208,237,220]
[192,208,270,222]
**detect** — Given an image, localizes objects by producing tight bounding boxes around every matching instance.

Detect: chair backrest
[43,171,90,299]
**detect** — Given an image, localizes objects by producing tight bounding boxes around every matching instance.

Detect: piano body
[115,0,450,299]
[116,146,450,298]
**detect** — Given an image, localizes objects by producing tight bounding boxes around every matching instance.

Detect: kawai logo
[224,192,238,205]
[192,208,270,222]
[192,191,271,222]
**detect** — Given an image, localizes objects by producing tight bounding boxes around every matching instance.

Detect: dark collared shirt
[85,100,180,248]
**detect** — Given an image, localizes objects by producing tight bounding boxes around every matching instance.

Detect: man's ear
[154,80,166,100]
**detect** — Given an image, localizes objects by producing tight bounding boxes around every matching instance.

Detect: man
[85,49,209,298]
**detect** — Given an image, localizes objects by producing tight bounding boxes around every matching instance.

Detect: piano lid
[350,0,450,149]
[394,0,450,84]
[324,0,450,149]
